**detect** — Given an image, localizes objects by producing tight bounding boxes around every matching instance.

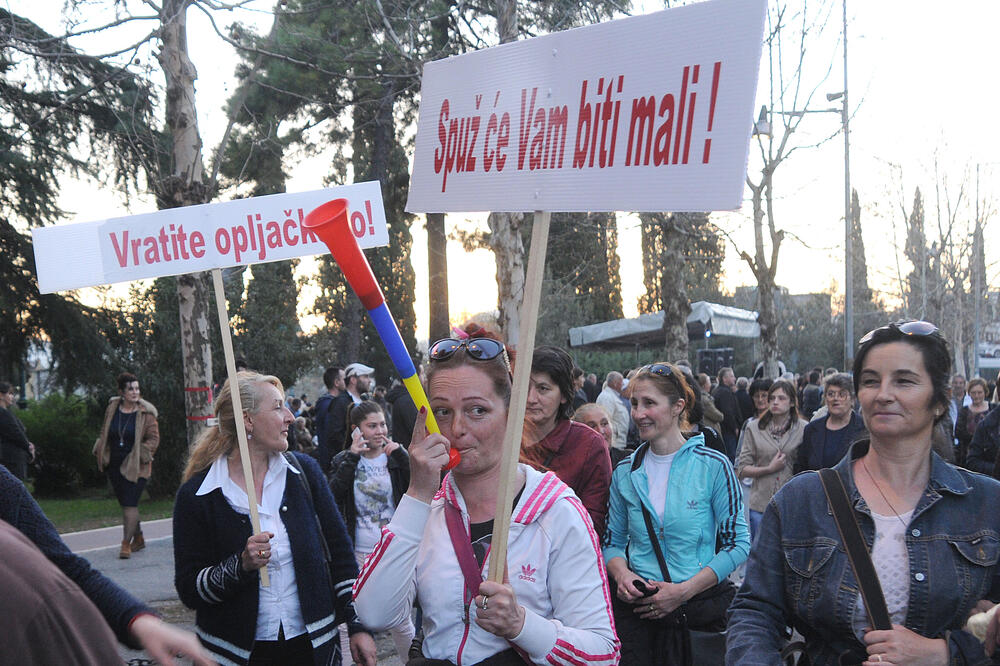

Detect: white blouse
[197,453,306,640]
[851,509,913,640]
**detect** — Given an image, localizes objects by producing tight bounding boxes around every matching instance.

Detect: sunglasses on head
[858,320,939,345]
[638,363,685,392]
[428,338,512,374]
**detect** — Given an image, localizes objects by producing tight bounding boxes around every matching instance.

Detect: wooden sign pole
[487,211,551,583]
[211,269,270,587]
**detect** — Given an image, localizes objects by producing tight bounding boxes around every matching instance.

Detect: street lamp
[751,0,851,370]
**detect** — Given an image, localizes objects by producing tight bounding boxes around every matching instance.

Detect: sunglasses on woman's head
[638,363,685,392]
[858,320,939,345]
[428,338,512,374]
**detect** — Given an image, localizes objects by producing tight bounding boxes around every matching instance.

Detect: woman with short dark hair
[794,373,867,473]
[93,372,159,559]
[519,345,612,535]
[956,377,994,467]
[729,321,1000,665]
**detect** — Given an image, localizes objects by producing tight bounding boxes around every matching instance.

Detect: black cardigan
[794,411,867,474]
[0,465,149,648]
[173,452,364,665]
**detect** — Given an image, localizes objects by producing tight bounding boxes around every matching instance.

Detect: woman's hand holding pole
[475,565,526,640]
[240,532,274,572]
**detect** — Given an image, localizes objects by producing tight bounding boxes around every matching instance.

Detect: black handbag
[638,497,735,631]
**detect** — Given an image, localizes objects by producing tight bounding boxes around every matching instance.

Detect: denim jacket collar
[836,439,971,497]
[836,439,971,525]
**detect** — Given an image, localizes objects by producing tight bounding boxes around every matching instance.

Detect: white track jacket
[353,465,620,665]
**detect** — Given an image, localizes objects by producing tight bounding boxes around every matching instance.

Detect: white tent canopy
[568,301,760,349]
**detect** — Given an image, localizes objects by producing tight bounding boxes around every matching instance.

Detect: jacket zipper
[457,591,471,666]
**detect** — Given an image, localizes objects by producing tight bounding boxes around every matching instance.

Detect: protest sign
[33,182,388,293]
[406,0,766,213]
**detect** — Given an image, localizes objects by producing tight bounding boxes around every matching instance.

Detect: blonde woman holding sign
[353,333,618,666]
[173,372,376,666]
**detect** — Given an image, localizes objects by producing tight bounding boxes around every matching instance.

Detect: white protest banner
[33,182,388,293]
[406,0,766,213]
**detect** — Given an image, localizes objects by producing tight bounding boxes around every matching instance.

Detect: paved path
[63,520,401,664]
[62,516,174,554]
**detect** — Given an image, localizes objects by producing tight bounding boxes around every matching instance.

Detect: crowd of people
[5,319,1000,664]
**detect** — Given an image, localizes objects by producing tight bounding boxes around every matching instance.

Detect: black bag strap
[817,468,891,631]
[283,452,332,564]
[630,444,672,583]
[641,504,672,583]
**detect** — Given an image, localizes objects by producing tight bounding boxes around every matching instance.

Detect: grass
[34,487,175,534]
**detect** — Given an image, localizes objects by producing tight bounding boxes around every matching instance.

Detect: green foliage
[18,394,105,497]
[531,212,623,348]
[777,292,842,374]
[240,260,311,387]
[0,9,158,388]
[36,493,175,533]
[569,349,661,380]
[638,213,726,314]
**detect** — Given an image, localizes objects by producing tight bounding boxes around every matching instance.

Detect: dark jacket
[173,452,364,666]
[956,403,995,456]
[313,393,335,452]
[800,384,823,420]
[712,384,742,439]
[0,465,150,649]
[386,384,417,447]
[0,406,30,479]
[328,446,410,540]
[736,388,754,428]
[967,405,1000,475]
[728,440,1000,665]
[321,393,355,472]
[0,406,29,455]
[793,412,867,474]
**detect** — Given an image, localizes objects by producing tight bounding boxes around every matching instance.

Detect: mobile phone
[633,579,656,597]
[351,427,366,448]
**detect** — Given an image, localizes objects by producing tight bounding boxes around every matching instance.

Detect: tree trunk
[426,2,452,343]
[158,0,213,445]
[758,272,780,378]
[177,272,214,442]
[427,213,450,340]
[487,0,526,348]
[660,215,692,361]
[488,212,526,346]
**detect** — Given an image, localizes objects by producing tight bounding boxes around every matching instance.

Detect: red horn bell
[303,199,385,310]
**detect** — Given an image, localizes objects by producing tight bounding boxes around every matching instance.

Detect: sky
[17,0,1000,341]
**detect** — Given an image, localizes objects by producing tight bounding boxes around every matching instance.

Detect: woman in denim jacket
[728,321,1000,666]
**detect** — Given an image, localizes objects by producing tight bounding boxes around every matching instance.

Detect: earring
[247,430,253,440]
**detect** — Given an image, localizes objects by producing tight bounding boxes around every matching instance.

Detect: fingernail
[420,406,426,414]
